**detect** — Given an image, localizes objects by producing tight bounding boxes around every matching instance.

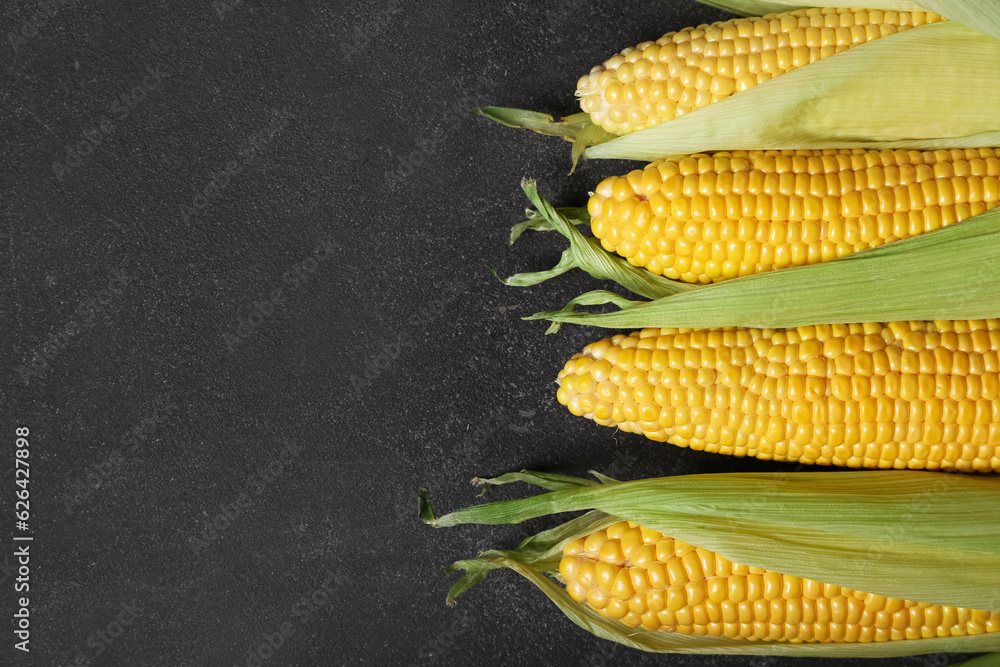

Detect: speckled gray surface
[4,0,990,665]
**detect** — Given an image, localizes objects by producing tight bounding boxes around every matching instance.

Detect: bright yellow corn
[560,519,1000,642]
[588,148,1000,284]
[577,8,946,136]
[556,320,1000,471]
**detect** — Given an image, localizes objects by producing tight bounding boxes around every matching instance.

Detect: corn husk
[951,654,1000,667]
[917,0,1000,40]
[474,108,614,173]
[509,205,588,244]
[513,184,1000,330]
[423,469,1000,656]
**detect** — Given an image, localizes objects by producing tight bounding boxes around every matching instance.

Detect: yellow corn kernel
[579,10,945,135]
[561,522,1000,642]
[557,322,1000,472]
[589,149,1000,284]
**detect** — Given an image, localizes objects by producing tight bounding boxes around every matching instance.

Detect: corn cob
[577,8,946,136]
[427,470,1000,655]
[560,519,1000,642]
[588,148,1000,284]
[556,321,1000,471]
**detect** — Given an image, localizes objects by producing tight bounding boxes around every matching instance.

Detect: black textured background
[3,1,985,665]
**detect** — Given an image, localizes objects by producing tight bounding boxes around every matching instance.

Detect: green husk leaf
[428,470,1000,655]
[526,290,639,335]
[508,510,619,562]
[443,557,503,605]
[417,487,436,523]
[510,207,589,244]
[508,180,692,302]
[950,654,1000,667]
[533,206,1000,329]
[474,107,591,139]
[443,510,621,603]
[496,249,577,287]
[570,122,616,175]
[588,470,619,485]
[472,470,604,492]
[472,469,620,488]
[543,291,638,334]
[694,0,929,16]
[584,22,1000,161]
[516,182,687,301]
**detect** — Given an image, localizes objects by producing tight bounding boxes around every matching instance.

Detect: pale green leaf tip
[470,106,517,128]
[472,105,526,121]
[510,222,525,245]
[590,470,619,484]
[472,476,492,498]
[482,259,510,286]
[520,308,563,333]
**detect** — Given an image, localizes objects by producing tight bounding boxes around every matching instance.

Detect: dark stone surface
[4,0,986,665]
